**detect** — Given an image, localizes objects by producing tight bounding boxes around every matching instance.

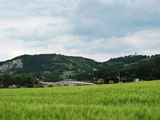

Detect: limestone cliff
[0,59,23,72]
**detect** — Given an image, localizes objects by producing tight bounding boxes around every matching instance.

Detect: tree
[20,74,35,87]
[152,56,160,79]
[0,73,13,88]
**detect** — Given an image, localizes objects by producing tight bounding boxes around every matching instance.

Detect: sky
[0,0,160,62]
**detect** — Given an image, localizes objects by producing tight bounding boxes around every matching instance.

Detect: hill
[69,54,160,82]
[103,55,155,68]
[97,54,160,83]
[0,53,159,82]
[0,80,160,120]
[0,54,103,81]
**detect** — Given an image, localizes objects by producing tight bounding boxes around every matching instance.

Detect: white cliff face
[0,59,23,72]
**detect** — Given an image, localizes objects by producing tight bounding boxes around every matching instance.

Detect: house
[128,53,137,57]
[134,78,140,82]
[97,78,104,83]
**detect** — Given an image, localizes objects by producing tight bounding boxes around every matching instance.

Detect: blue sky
[0,0,160,61]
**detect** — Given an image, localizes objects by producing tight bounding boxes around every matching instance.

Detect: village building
[97,78,104,83]
[39,80,96,87]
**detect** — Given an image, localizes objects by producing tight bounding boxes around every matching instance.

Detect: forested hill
[103,55,156,68]
[68,54,160,82]
[0,53,159,82]
[0,54,103,81]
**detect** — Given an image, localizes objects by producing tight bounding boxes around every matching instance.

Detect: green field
[0,81,160,120]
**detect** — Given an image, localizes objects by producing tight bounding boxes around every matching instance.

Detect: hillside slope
[0,54,103,81]
[0,54,159,81]
[103,55,155,68]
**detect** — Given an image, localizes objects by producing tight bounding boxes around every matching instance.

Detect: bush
[0,73,36,88]
[48,85,53,87]
[109,80,115,84]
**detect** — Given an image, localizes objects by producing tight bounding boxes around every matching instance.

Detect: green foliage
[0,80,160,120]
[0,54,103,82]
[66,55,160,83]
[152,56,160,78]
[0,74,36,88]
[109,80,115,84]
[48,85,53,87]
[95,55,160,82]
[20,54,101,74]
[0,54,160,83]
[107,55,148,63]
[0,73,13,88]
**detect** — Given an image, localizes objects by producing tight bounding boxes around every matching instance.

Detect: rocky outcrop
[0,59,23,72]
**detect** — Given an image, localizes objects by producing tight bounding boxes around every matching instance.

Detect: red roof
[98,78,104,82]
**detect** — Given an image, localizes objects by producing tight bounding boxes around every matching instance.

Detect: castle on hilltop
[128,53,137,57]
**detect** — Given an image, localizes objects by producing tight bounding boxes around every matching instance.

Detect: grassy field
[0,81,160,120]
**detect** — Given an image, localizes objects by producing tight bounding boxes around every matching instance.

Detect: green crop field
[0,81,160,120]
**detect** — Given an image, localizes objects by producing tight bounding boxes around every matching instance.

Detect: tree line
[69,56,160,83]
[0,74,36,88]
[0,55,160,88]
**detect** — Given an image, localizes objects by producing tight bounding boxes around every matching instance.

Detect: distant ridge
[0,54,103,81]
[0,53,159,81]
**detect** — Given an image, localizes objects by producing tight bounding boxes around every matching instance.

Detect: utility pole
[119,72,121,83]
[41,73,44,82]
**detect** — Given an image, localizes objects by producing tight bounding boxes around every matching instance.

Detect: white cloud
[124,29,160,49]
[1,29,160,62]
[0,16,72,41]
[0,0,160,62]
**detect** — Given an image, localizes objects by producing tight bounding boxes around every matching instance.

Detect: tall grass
[0,81,160,120]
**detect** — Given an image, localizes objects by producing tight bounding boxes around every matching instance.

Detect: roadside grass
[0,80,160,120]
